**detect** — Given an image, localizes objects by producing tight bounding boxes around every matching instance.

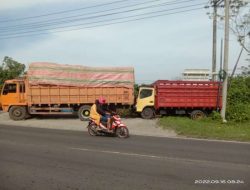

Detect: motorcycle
[87,114,129,138]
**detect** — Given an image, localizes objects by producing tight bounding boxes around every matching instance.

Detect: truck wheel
[190,110,206,120]
[78,105,91,121]
[141,107,154,119]
[9,106,27,120]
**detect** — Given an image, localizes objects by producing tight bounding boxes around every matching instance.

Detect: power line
[0,0,200,31]
[0,0,195,23]
[0,0,161,27]
[0,0,132,23]
[0,2,206,36]
[0,3,205,37]
[0,7,204,40]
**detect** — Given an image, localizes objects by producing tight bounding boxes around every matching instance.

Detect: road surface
[0,112,176,137]
[0,124,249,190]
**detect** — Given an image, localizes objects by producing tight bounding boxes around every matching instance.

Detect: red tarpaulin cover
[28,62,135,88]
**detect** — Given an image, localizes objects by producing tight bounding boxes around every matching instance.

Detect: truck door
[19,82,26,103]
[136,87,154,112]
[1,83,18,111]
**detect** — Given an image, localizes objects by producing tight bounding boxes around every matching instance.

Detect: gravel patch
[0,112,176,137]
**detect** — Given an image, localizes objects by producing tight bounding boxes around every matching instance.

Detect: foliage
[227,74,250,122]
[0,56,25,87]
[115,108,135,118]
[210,111,222,121]
[227,103,250,122]
[207,0,250,54]
[159,116,250,141]
[246,76,250,88]
[229,0,250,53]
[134,84,139,98]
[241,64,250,76]
[218,0,250,52]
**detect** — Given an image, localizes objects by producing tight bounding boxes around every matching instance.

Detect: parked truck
[0,62,135,120]
[0,63,222,120]
[136,80,222,119]
[0,86,2,110]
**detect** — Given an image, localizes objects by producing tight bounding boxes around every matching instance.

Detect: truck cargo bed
[28,85,134,105]
[154,80,222,109]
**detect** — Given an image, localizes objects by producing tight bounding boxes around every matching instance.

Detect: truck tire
[141,107,154,119]
[78,105,91,121]
[190,110,206,120]
[9,106,27,120]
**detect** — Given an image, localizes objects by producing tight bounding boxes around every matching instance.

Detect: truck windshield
[2,83,17,95]
[139,89,152,99]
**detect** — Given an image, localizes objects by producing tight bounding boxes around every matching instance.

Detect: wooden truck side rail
[154,80,222,109]
[154,80,222,119]
[27,84,134,119]
[27,85,134,106]
[1,78,134,120]
[137,80,222,120]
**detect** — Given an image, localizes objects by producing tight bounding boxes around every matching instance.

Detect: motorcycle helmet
[98,96,106,105]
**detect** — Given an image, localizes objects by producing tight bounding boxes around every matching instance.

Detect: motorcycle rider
[90,97,111,131]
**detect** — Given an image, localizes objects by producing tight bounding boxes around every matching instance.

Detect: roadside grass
[159,116,250,141]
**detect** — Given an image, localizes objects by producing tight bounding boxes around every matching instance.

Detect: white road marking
[70,147,250,169]
[165,136,250,144]
[1,139,249,169]
[71,147,162,159]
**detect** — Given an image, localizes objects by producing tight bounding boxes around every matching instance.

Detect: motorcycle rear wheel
[116,127,129,138]
[88,124,98,136]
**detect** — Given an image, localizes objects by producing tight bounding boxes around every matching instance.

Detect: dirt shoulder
[0,111,176,137]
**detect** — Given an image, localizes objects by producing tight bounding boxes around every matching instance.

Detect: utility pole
[220,38,223,71]
[211,0,223,81]
[221,0,230,122]
[212,0,218,81]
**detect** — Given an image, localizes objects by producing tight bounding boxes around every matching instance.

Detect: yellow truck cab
[135,86,155,119]
[0,79,27,119]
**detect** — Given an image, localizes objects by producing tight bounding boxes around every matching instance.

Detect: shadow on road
[34,114,79,120]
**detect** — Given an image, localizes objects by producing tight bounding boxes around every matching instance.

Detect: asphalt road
[0,124,249,190]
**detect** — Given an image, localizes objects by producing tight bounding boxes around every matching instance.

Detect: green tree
[207,1,250,59]
[229,0,250,53]
[241,64,250,76]
[0,56,25,87]
[134,84,139,98]
[227,64,250,122]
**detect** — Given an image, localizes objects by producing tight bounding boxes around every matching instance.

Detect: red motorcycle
[87,114,129,138]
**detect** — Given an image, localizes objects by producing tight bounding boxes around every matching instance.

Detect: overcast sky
[0,0,249,83]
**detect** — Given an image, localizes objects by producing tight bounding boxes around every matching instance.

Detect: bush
[116,108,132,118]
[210,111,222,121]
[227,103,250,122]
[227,76,250,122]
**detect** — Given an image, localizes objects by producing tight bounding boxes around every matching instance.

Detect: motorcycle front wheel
[88,124,98,136]
[116,127,129,138]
